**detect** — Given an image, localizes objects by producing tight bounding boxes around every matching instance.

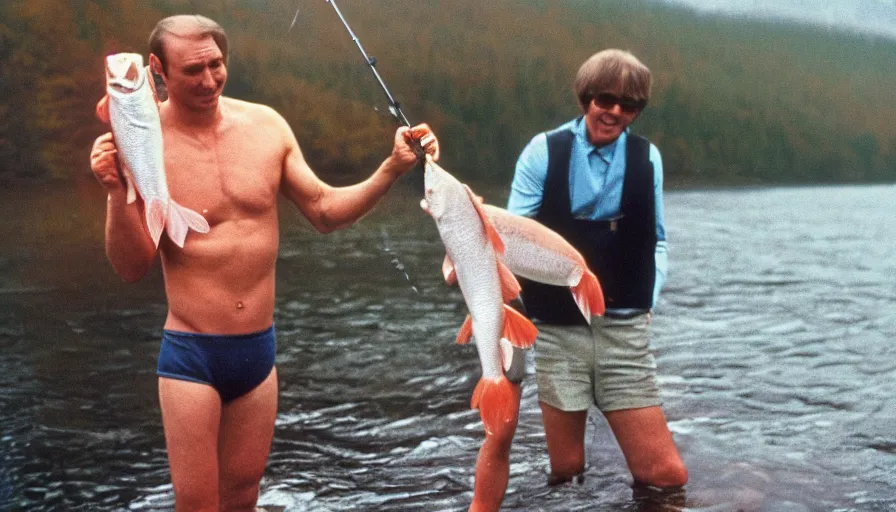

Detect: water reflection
[1,183,895,510]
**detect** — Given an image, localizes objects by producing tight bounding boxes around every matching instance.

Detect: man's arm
[90,132,158,282]
[507,133,549,216]
[276,111,438,233]
[650,143,667,308]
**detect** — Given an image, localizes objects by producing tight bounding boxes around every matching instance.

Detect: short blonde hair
[574,49,652,111]
[149,15,228,73]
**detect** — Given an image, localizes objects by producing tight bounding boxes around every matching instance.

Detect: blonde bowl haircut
[574,49,652,112]
[149,14,229,74]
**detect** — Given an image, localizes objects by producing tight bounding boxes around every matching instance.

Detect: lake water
[1,180,894,511]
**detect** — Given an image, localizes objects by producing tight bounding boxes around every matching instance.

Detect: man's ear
[148,54,164,78]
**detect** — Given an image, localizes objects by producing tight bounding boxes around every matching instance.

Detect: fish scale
[108,65,167,207]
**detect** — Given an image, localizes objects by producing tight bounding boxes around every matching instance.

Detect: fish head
[421,155,464,221]
[105,53,146,94]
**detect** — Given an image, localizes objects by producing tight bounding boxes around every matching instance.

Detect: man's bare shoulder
[221,97,288,128]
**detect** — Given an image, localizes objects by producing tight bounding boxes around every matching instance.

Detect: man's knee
[482,422,516,460]
[219,475,261,512]
[547,452,586,485]
[633,458,688,489]
[174,489,218,512]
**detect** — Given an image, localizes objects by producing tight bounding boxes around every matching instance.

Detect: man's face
[158,34,227,112]
[583,90,642,147]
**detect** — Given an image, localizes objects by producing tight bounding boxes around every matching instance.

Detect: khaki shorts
[533,314,661,412]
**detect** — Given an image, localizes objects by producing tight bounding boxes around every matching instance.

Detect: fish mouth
[106,53,145,93]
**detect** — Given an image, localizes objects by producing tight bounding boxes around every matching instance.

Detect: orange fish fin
[572,270,606,322]
[442,254,457,285]
[166,199,211,248]
[497,260,521,303]
[470,376,520,436]
[145,198,166,248]
[462,184,504,254]
[455,314,473,345]
[502,304,538,349]
[95,95,110,124]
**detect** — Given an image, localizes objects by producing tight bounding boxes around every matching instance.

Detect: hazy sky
[657,0,896,39]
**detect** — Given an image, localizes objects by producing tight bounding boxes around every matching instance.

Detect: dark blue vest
[519,125,657,324]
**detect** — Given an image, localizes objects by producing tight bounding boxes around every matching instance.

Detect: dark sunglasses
[593,92,646,114]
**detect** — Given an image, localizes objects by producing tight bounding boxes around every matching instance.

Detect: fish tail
[470,375,521,436]
[145,198,166,248]
[501,304,538,349]
[572,270,606,322]
[166,199,210,248]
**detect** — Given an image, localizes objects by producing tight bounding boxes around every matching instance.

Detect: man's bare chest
[162,133,283,221]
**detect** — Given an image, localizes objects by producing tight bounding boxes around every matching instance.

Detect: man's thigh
[604,405,685,486]
[158,377,222,506]
[217,367,278,495]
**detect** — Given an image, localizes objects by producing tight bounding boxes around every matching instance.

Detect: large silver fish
[420,156,537,435]
[97,53,209,248]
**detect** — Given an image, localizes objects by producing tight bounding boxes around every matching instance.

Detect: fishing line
[288,8,300,34]
[380,227,421,295]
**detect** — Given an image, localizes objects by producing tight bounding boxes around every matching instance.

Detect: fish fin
[571,270,606,322]
[470,376,520,436]
[442,254,456,285]
[455,314,473,345]
[502,304,538,349]
[462,184,505,255]
[166,199,211,248]
[120,164,137,204]
[499,338,516,372]
[145,198,166,248]
[497,260,521,303]
[95,95,110,124]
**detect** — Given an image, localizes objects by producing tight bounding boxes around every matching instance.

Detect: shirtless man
[88,15,439,512]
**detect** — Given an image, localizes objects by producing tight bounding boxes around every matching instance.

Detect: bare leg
[539,401,588,485]
[469,382,521,512]
[218,367,279,512]
[604,406,688,488]
[159,377,222,512]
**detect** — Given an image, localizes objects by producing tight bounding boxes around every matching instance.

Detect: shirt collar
[574,117,626,162]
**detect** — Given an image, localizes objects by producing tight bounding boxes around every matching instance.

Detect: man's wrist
[381,156,408,180]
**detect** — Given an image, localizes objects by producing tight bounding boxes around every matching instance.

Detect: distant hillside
[1,0,894,187]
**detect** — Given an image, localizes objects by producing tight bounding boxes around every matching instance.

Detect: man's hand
[90,132,125,191]
[389,123,440,176]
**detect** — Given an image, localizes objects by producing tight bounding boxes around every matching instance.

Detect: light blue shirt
[507,118,668,308]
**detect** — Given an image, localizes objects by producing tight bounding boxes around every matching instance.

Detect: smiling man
[502,49,687,499]
[88,14,438,512]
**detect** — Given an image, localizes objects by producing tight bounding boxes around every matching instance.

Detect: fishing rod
[325,0,412,128]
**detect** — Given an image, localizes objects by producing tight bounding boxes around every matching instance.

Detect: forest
[1,0,895,188]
